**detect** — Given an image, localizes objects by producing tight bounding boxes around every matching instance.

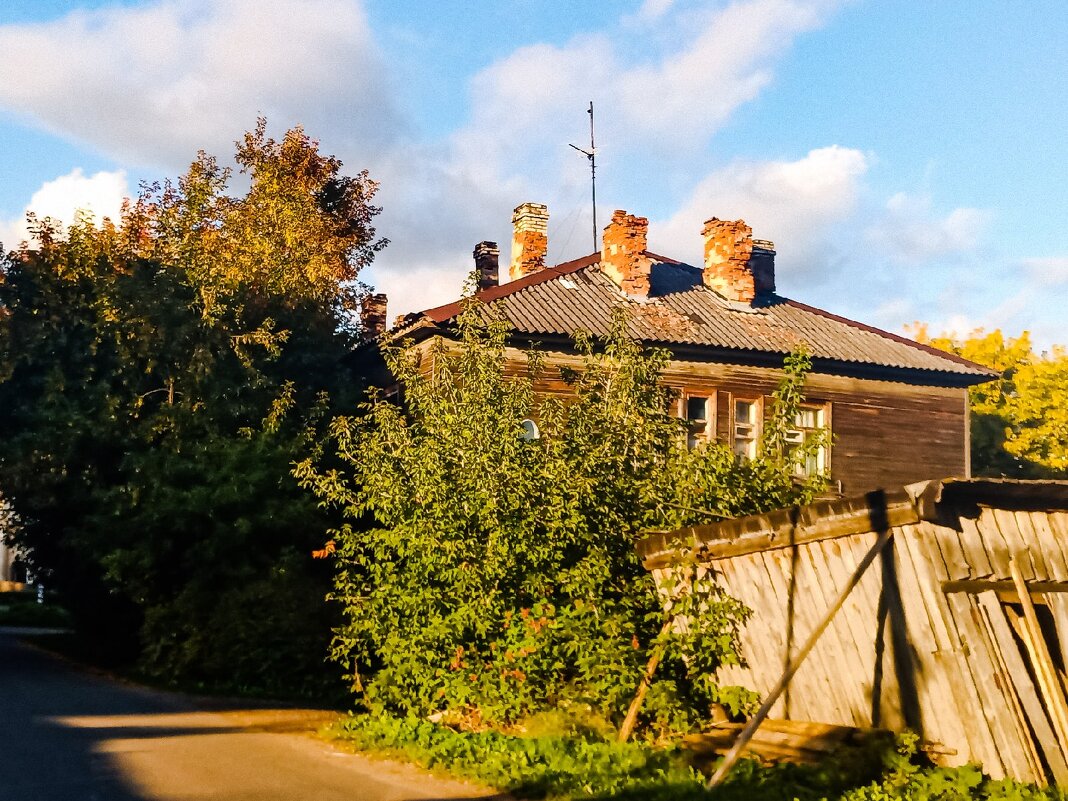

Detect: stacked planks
[684,720,894,766]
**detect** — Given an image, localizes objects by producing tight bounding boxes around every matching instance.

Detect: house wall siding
[361,337,968,494]
[501,347,968,495]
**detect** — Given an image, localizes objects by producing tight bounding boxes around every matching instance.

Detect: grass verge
[328,715,1067,801]
[329,713,702,798]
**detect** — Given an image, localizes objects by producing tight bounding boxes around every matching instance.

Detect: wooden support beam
[943,579,1068,595]
[618,619,672,743]
[1010,557,1068,758]
[976,592,1068,784]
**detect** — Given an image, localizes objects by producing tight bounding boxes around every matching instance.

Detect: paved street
[0,628,496,801]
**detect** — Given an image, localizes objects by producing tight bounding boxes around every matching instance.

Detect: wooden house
[637,478,1068,784]
[358,203,994,495]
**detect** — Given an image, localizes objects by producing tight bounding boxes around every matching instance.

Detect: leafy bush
[0,122,381,694]
[836,733,1065,801]
[0,593,71,628]
[297,298,826,729]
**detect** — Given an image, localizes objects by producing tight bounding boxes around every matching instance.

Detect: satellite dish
[520,419,541,442]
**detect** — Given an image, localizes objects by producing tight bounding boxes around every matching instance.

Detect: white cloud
[631,0,677,24]
[945,256,1068,350]
[617,0,829,146]
[0,0,848,320]
[649,145,869,280]
[1024,256,1068,286]
[451,0,843,181]
[0,168,129,250]
[865,192,991,264]
[355,0,848,319]
[365,259,469,323]
[0,0,401,170]
[910,312,987,341]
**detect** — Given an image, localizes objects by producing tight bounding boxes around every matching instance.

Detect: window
[733,398,760,460]
[685,394,714,448]
[786,405,829,477]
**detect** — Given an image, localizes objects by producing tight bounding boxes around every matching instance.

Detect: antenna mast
[569,101,598,253]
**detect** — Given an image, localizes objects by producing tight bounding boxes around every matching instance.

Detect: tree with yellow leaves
[911,325,1068,477]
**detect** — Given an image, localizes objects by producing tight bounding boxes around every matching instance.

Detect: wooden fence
[638,478,1068,785]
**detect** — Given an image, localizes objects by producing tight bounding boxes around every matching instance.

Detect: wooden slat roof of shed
[637,478,1068,569]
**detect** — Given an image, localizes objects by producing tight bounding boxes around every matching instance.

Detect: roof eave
[497,331,993,387]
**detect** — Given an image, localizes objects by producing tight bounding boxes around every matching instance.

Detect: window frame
[785,401,832,478]
[730,394,763,461]
[682,390,717,448]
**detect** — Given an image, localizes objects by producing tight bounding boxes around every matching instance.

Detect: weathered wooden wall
[357,337,970,494]
[654,502,1068,784]
[506,347,968,495]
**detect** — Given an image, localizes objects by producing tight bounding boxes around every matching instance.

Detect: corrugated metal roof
[409,255,993,382]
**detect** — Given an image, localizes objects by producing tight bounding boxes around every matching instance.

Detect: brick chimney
[601,209,652,297]
[509,202,549,281]
[473,241,499,292]
[361,293,387,338]
[751,239,776,295]
[700,218,775,303]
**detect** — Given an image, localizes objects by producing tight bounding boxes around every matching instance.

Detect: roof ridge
[421,252,600,323]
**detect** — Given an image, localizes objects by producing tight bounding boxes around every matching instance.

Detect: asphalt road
[0,628,496,801]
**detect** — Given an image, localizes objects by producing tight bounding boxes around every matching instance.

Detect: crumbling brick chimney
[701,218,775,303]
[601,209,652,297]
[361,293,387,338]
[473,241,499,292]
[509,202,549,281]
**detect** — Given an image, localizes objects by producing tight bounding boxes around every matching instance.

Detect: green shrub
[297,303,825,729]
[0,593,71,628]
[332,713,703,798]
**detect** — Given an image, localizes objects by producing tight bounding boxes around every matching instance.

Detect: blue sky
[0,0,1065,345]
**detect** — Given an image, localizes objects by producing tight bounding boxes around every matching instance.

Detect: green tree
[0,122,384,693]
[911,325,1068,478]
[296,296,826,731]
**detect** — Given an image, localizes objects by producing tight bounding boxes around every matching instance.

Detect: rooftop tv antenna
[569,101,598,253]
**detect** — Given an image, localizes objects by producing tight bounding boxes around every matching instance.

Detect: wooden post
[618,619,673,743]
[706,527,894,789]
[1009,557,1068,751]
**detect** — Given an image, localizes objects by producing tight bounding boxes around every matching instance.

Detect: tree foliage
[0,122,383,693]
[911,326,1068,477]
[297,295,827,730]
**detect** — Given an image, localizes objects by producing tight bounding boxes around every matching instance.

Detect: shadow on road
[0,630,489,801]
[0,631,331,799]
[0,629,174,799]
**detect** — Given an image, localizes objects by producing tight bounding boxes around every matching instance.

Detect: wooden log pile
[685,719,955,768]
[685,720,888,765]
